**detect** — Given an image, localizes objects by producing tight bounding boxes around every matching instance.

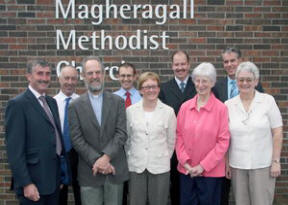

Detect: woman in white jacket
[126,72,176,205]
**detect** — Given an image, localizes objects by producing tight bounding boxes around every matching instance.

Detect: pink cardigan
[176,93,230,177]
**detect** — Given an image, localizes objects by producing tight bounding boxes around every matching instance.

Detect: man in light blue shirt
[114,63,141,107]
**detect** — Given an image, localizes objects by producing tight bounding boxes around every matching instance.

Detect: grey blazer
[68,91,128,186]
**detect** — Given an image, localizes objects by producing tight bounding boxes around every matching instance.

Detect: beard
[85,79,103,93]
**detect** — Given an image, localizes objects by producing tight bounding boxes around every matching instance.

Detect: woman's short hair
[236,61,260,80]
[138,72,160,90]
[191,62,217,84]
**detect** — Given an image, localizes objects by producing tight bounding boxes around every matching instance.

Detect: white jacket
[126,99,176,174]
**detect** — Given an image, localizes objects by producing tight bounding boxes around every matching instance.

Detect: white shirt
[28,85,45,106]
[54,91,79,132]
[175,76,189,91]
[126,99,176,174]
[225,91,283,169]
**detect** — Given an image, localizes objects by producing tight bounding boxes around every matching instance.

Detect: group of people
[5,47,283,205]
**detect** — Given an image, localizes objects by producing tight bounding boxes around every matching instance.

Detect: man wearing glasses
[114,63,141,108]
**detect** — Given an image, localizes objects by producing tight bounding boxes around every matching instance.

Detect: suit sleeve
[5,99,32,187]
[102,98,127,159]
[158,85,166,103]
[68,103,101,167]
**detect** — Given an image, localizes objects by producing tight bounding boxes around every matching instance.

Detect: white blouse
[126,99,176,174]
[225,91,283,169]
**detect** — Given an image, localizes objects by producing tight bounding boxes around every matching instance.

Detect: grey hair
[191,62,217,84]
[59,65,78,78]
[82,56,104,73]
[27,59,49,73]
[236,61,260,80]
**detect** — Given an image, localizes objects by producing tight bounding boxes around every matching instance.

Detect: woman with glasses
[126,72,176,205]
[225,61,283,205]
[176,62,230,205]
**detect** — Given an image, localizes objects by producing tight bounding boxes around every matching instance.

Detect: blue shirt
[227,76,239,99]
[88,91,103,125]
[114,87,142,105]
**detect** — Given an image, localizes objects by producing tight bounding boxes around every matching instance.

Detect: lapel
[82,93,101,130]
[24,89,53,126]
[222,77,228,101]
[183,77,195,99]
[100,91,111,133]
[46,96,62,132]
[168,78,183,99]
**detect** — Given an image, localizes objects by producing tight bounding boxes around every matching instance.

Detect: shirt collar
[175,76,189,86]
[88,90,103,99]
[119,87,138,96]
[29,85,45,99]
[57,90,78,101]
[189,93,216,112]
[227,76,236,84]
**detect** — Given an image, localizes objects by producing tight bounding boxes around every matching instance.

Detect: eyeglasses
[237,78,254,83]
[119,74,133,78]
[141,85,159,91]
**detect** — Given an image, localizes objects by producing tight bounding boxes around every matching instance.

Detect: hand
[271,162,281,178]
[24,184,40,201]
[92,154,111,175]
[226,165,232,179]
[184,163,193,176]
[190,165,204,177]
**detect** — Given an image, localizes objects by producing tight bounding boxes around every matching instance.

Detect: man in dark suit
[214,47,264,205]
[68,56,128,205]
[159,50,196,205]
[5,60,65,204]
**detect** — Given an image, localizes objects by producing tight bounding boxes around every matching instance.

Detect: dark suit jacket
[159,77,197,115]
[214,77,264,102]
[5,89,63,195]
[68,91,128,186]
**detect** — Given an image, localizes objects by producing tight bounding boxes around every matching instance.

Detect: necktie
[63,97,72,152]
[180,81,185,93]
[125,91,132,108]
[39,96,62,155]
[230,80,238,98]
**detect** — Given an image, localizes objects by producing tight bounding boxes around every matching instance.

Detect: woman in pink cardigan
[176,62,230,205]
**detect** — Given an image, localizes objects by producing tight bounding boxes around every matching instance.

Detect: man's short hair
[118,62,136,75]
[171,50,190,63]
[222,47,242,59]
[27,59,49,73]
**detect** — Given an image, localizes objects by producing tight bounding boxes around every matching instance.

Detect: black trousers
[180,174,223,205]
[170,152,180,205]
[58,149,81,205]
[220,177,231,205]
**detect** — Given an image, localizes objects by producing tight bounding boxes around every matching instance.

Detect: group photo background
[0,0,287,204]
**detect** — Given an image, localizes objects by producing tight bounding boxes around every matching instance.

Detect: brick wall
[0,0,287,204]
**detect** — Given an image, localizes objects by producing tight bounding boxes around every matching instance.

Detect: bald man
[54,65,81,205]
